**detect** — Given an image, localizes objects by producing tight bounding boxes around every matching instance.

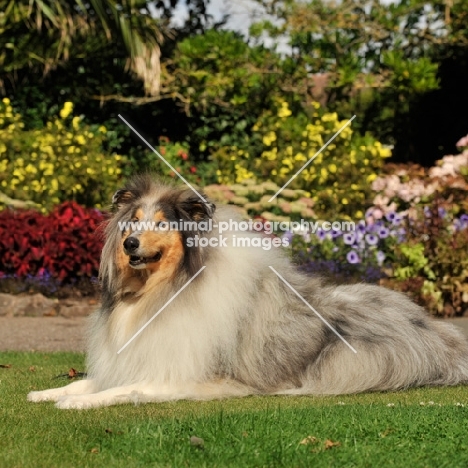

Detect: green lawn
[1,352,468,467]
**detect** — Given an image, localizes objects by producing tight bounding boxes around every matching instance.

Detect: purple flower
[357,220,367,233]
[365,234,379,245]
[438,207,447,218]
[343,232,356,245]
[396,227,406,242]
[392,215,403,226]
[282,230,293,243]
[385,212,396,222]
[346,250,361,264]
[316,228,326,241]
[376,251,386,266]
[378,227,390,239]
[331,229,341,238]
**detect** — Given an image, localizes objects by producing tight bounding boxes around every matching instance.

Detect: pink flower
[456,134,468,148]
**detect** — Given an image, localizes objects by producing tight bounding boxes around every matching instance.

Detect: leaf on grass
[324,439,341,450]
[300,436,318,445]
[190,436,204,448]
[0,364,12,368]
[90,448,99,454]
[105,428,113,434]
[380,428,394,438]
[54,368,87,379]
[29,366,36,372]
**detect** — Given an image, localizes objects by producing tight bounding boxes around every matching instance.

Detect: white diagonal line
[268,115,356,202]
[269,266,357,354]
[118,114,208,203]
[117,266,206,354]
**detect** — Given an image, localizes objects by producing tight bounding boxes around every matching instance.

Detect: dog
[28,175,468,409]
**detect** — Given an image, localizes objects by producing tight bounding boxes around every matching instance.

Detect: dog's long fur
[29,175,468,409]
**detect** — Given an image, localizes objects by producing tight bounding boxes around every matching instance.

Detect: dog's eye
[131,217,139,223]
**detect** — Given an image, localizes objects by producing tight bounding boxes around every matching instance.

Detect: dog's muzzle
[124,237,162,268]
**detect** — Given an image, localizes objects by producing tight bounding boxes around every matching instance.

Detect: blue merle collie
[29,175,468,409]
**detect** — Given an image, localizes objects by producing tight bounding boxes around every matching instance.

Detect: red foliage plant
[0,202,106,282]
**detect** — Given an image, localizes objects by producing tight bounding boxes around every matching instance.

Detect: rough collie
[29,175,468,409]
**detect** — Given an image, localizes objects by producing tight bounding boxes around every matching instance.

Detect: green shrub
[212,100,391,218]
[133,137,218,186]
[386,203,468,316]
[0,99,126,210]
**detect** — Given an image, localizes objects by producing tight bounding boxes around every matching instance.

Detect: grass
[1,352,468,467]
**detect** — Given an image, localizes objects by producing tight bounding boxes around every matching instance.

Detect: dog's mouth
[129,252,162,268]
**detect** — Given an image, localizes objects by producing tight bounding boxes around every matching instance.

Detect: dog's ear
[112,189,136,209]
[178,193,216,221]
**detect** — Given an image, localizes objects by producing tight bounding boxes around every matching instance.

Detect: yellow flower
[379,147,392,158]
[72,116,81,130]
[75,135,86,145]
[98,125,107,133]
[2,98,10,105]
[367,174,377,183]
[328,163,337,173]
[262,131,277,146]
[356,210,363,218]
[25,164,37,174]
[59,101,73,119]
[277,102,292,118]
[342,198,349,204]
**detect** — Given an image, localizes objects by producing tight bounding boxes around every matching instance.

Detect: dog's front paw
[55,395,99,410]
[28,389,65,403]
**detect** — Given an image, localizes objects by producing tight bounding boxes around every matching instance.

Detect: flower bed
[0,202,104,296]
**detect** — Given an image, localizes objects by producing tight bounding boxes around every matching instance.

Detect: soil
[0,316,87,352]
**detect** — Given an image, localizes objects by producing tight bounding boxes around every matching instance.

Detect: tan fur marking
[153,210,166,222]
[134,208,144,220]
[141,231,184,288]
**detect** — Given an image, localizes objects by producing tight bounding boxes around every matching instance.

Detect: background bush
[0,202,103,283]
[0,100,126,210]
[213,100,391,218]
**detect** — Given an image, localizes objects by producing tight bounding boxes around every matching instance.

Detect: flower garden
[1,96,468,317]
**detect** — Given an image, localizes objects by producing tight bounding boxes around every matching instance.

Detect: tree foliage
[250,0,468,162]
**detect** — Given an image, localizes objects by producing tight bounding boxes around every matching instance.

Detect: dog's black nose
[123,237,139,253]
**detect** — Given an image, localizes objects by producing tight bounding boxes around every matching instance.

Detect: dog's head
[100,175,215,301]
